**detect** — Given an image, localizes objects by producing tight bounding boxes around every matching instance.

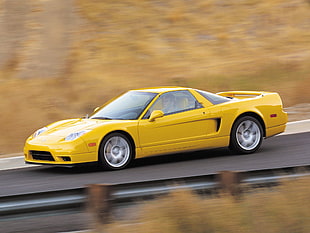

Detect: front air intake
[30,151,55,161]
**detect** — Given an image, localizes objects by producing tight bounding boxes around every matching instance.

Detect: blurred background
[0,0,309,154]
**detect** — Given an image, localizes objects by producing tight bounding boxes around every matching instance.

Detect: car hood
[42,118,112,137]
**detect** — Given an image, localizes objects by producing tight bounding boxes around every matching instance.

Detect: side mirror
[149,110,164,122]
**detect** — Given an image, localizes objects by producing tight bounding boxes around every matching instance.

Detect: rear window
[196,90,231,105]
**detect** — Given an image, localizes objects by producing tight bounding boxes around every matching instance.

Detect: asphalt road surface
[0,132,309,233]
[1,132,309,197]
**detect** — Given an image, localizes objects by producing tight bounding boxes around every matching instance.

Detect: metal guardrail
[1,165,310,220]
[0,188,85,219]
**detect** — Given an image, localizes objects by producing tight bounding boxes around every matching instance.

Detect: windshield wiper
[91,117,113,120]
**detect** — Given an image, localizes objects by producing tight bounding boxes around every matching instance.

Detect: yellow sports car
[24,87,287,170]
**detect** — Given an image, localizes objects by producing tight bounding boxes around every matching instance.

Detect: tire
[99,133,133,170]
[229,116,263,154]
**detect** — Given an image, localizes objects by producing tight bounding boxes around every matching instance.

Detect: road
[0,132,309,197]
[0,131,309,233]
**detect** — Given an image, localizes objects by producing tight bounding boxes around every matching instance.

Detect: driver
[162,93,176,114]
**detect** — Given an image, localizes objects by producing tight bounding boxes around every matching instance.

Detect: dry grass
[0,0,310,153]
[95,177,310,233]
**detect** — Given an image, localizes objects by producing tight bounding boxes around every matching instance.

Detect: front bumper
[25,160,98,168]
[24,137,98,165]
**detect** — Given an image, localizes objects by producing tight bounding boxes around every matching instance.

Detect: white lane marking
[282,119,310,135]
[0,155,23,160]
[0,155,39,171]
[287,119,310,124]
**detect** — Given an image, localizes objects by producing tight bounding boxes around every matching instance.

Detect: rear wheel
[99,133,133,170]
[230,116,263,154]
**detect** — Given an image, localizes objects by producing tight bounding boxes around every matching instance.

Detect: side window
[146,90,201,117]
[196,90,230,105]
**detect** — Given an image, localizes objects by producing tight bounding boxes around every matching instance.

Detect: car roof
[133,86,189,93]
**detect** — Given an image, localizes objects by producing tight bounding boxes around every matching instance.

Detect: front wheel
[229,116,263,154]
[99,133,133,170]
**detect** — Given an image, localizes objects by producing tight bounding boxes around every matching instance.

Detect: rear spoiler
[217,91,269,99]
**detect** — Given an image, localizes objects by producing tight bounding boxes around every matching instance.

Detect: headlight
[65,130,91,141]
[33,127,48,138]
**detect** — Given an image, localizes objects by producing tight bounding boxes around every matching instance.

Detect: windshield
[90,91,157,120]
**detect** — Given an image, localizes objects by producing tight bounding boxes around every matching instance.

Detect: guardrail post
[87,184,113,227]
[218,171,242,197]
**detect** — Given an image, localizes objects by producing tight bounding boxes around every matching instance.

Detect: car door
[138,90,211,156]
